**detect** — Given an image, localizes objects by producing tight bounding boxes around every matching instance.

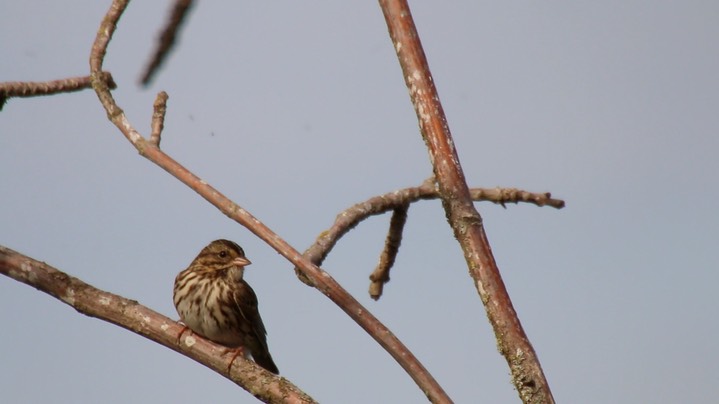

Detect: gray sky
[1,1,717,403]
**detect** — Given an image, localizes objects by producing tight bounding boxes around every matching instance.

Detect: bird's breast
[175,279,244,347]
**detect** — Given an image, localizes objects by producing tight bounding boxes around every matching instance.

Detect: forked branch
[379,0,555,402]
[89,1,451,402]
[300,178,564,299]
[1,1,563,402]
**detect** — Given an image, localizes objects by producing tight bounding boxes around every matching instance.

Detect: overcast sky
[1,1,718,403]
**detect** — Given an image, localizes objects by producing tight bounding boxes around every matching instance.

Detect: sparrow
[173,239,279,374]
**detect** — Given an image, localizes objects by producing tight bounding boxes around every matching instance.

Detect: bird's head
[191,239,252,275]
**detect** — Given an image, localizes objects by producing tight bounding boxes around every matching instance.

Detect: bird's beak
[233,257,252,267]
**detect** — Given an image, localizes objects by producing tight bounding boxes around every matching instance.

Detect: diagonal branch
[89,1,450,402]
[379,1,556,403]
[0,245,314,404]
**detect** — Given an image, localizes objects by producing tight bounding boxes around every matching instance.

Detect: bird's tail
[253,350,279,374]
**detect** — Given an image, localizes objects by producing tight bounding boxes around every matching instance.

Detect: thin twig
[369,204,408,300]
[140,0,195,86]
[0,245,315,404]
[150,91,169,146]
[379,1,556,402]
[471,187,564,209]
[89,1,451,402]
[0,71,116,110]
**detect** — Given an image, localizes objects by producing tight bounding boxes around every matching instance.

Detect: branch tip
[140,0,195,86]
[150,91,169,147]
[369,205,408,300]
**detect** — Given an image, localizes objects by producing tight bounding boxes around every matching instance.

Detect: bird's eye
[219,250,228,258]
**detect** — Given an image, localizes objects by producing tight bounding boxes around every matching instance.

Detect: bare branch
[301,178,432,274]
[0,245,315,404]
[471,187,565,209]
[140,0,195,86]
[0,72,116,110]
[379,1,556,402]
[150,91,169,147]
[300,178,563,281]
[369,204,408,300]
[89,1,450,402]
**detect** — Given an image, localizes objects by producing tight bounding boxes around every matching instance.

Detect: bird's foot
[176,322,192,345]
[222,346,247,374]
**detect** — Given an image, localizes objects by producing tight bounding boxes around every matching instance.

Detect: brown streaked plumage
[173,239,278,374]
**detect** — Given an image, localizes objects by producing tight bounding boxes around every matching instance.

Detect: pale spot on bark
[184,335,197,347]
[476,279,485,297]
[64,288,76,305]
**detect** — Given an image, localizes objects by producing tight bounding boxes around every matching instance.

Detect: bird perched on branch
[173,239,279,374]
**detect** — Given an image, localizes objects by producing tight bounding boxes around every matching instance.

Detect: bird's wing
[233,281,269,345]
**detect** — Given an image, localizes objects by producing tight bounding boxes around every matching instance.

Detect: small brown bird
[173,239,279,374]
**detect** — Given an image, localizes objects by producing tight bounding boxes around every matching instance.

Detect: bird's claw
[176,322,191,345]
[223,346,247,374]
